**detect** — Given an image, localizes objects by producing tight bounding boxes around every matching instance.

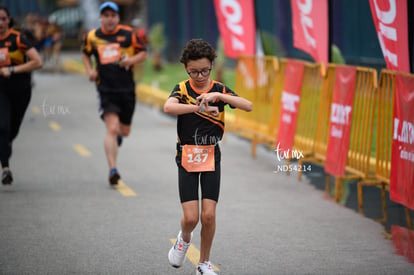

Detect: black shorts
[175,145,221,203]
[98,91,136,125]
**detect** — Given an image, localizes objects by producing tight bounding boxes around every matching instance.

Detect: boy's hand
[196,92,221,107]
[205,105,219,117]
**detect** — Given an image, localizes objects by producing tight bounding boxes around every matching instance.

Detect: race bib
[97,43,121,65]
[0,48,11,67]
[181,145,215,172]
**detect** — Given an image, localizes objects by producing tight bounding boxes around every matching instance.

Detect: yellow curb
[136,83,168,110]
[62,59,86,74]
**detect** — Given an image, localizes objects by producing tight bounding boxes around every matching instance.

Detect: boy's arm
[197,92,253,112]
[163,97,203,115]
[221,93,253,111]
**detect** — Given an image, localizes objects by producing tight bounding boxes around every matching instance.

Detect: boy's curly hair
[180,38,217,65]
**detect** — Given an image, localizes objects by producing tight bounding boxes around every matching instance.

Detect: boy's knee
[183,214,199,228]
[201,211,215,227]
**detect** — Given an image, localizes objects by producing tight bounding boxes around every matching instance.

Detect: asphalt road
[0,72,413,274]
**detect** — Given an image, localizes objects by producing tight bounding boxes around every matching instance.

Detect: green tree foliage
[148,23,166,71]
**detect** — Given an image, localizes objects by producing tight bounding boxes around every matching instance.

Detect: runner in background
[0,5,43,185]
[81,1,147,186]
[46,20,63,73]
[164,38,252,275]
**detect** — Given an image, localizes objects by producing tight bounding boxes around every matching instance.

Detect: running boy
[164,38,252,275]
[81,1,147,185]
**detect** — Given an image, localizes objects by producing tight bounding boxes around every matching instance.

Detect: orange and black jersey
[82,25,145,93]
[0,29,33,84]
[169,79,237,145]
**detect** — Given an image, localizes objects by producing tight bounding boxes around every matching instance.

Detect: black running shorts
[175,145,221,203]
[98,91,136,125]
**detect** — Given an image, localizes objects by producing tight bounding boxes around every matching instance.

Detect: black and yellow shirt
[0,29,33,85]
[169,79,237,145]
[82,25,145,93]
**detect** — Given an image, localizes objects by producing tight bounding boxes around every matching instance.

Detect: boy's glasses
[187,68,212,78]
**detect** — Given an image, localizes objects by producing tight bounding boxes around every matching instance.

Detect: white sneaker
[168,231,192,268]
[196,261,217,275]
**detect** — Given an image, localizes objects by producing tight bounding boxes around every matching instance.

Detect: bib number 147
[187,151,209,163]
[181,145,215,172]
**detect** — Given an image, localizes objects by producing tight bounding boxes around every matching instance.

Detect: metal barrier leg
[335,177,342,202]
[357,182,364,214]
[251,138,257,159]
[379,182,387,222]
[325,175,331,195]
[297,158,303,181]
[286,158,291,176]
[406,208,412,230]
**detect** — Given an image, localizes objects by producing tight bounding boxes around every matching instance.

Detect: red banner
[275,59,305,153]
[369,0,410,72]
[324,66,357,176]
[392,225,414,263]
[290,0,328,66]
[390,74,414,210]
[213,0,255,59]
